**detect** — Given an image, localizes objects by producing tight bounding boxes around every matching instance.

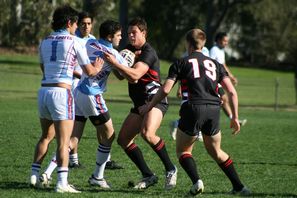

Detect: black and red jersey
[167,51,228,105]
[126,43,163,106]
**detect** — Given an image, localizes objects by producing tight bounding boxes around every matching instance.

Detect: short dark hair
[128,17,147,33]
[215,32,227,42]
[99,20,122,39]
[78,11,93,25]
[51,5,79,31]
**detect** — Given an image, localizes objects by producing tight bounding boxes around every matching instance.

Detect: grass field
[0,54,296,197]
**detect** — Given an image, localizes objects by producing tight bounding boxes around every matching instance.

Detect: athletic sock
[179,154,200,184]
[31,163,41,177]
[125,143,153,178]
[93,144,110,179]
[151,139,175,172]
[218,157,244,191]
[69,153,79,165]
[44,154,57,178]
[57,167,68,187]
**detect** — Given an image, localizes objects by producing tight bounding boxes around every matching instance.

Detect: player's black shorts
[75,112,111,126]
[89,111,111,126]
[178,102,220,136]
[131,98,168,117]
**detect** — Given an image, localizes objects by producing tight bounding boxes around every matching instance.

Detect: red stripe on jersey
[148,68,158,77]
[181,79,187,83]
[141,69,159,83]
[67,89,73,119]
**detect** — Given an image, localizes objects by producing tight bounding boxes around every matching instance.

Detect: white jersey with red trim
[39,29,91,85]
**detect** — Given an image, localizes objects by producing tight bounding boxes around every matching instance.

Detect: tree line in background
[0,0,296,70]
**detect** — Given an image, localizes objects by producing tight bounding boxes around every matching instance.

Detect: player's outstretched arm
[139,79,175,116]
[82,57,104,77]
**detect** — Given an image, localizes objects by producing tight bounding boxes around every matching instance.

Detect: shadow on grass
[0,182,296,197]
[0,181,51,192]
[237,161,297,167]
[0,60,38,66]
[203,190,297,197]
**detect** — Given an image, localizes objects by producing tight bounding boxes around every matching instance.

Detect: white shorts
[38,87,75,120]
[74,89,108,118]
[72,78,80,93]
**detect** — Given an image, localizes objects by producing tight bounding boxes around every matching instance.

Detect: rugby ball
[120,49,135,67]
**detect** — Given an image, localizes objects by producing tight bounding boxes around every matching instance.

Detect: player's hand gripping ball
[120,49,135,67]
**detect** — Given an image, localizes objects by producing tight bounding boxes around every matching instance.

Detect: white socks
[93,144,110,179]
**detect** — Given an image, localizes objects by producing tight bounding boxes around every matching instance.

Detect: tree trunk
[119,0,128,50]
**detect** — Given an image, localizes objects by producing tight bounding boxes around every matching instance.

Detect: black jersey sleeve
[167,59,184,81]
[138,46,157,67]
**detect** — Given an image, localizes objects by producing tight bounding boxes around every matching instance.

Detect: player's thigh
[176,128,197,157]
[95,119,115,144]
[54,120,74,145]
[39,118,55,140]
[118,112,142,146]
[141,107,163,135]
[71,119,86,140]
[203,131,222,156]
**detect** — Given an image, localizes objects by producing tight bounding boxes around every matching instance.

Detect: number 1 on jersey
[189,59,200,78]
[50,41,58,62]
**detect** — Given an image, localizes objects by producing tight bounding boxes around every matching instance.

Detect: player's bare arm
[104,51,148,82]
[221,76,240,134]
[73,70,82,79]
[139,78,175,116]
[223,63,238,85]
[82,57,104,77]
[112,69,125,80]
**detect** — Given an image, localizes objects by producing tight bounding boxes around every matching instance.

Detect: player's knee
[103,132,115,145]
[39,135,54,145]
[140,131,155,144]
[207,149,225,162]
[117,136,126,148]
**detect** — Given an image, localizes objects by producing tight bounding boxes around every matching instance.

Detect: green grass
[0,54,297,197]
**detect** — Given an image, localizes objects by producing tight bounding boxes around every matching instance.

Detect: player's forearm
[229,91,239,119]
[224,64,234,77]
[148,87,168,110]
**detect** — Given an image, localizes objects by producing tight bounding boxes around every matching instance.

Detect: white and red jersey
[72,33,96,91]
[73,32,96,79]
[39,30,91,85]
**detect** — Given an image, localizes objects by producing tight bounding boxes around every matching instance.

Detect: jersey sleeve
[138,47,156,66]
[167,59,183,81]
[74,38,91,67]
